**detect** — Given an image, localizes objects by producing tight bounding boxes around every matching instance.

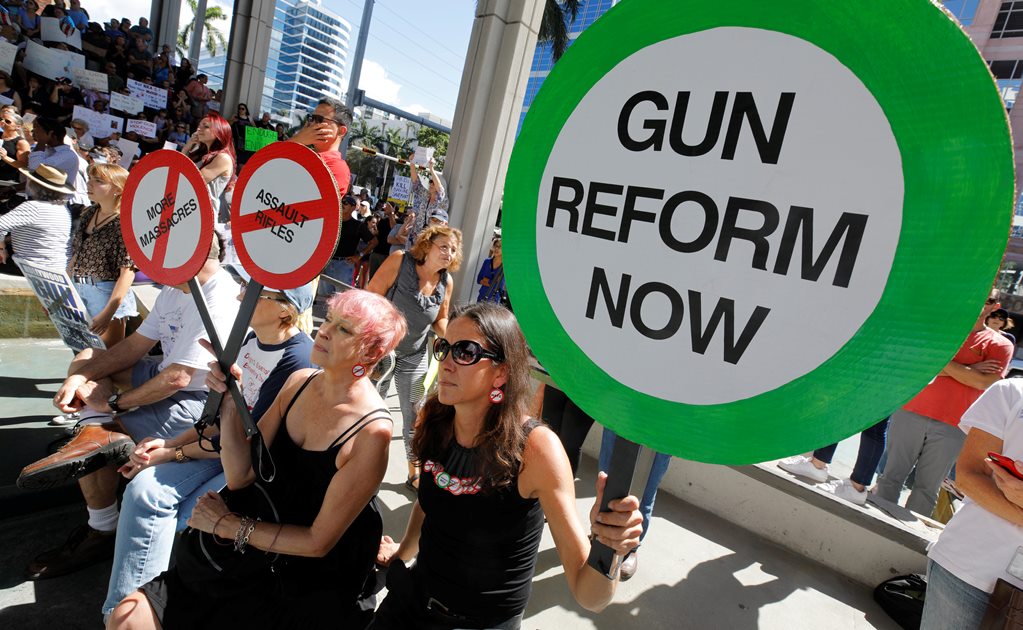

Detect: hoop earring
[488,388,504,404]
[352,364,367,378]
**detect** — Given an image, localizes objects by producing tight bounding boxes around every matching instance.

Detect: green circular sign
[504,0,1014,464]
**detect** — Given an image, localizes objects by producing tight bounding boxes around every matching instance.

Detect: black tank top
[415,419,545,619]
[0,135,21,182]
[268,371,391,597]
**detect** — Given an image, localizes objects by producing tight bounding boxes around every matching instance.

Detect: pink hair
[326,289,407,362]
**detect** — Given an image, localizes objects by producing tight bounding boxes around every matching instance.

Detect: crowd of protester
[2,4,1022,629]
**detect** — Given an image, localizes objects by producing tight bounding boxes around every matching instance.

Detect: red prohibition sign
[230,142,341,290]
[121,150,214,286]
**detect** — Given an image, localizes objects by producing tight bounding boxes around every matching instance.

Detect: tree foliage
[178,0,229,61]
[538,0,582,62]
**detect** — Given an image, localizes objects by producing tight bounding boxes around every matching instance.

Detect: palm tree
[538,0,582,62]
[348,118,383,151]
[177,0,229,60]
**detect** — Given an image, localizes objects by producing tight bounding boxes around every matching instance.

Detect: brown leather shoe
[619,552,638,582]
[25,524,115,580]
[17,423,134,490]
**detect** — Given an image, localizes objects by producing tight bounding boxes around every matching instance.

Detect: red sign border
[230,142,341,290]
[121,150,214,286]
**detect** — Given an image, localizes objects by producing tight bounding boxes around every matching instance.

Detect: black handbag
[171,480,282,597]
[874,573,926,630]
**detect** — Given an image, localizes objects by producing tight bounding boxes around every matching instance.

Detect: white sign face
[110,92,144,115]
[73,105,121,138]
[72,67,109,92]
[17,259,104,352]
[127,79,168,110]
[127,163,205,268]
[535,27,903,405]
[0,41,17,75]
[390,174,411,202]
[235,158,329,275]
[24,39,84,80]
[126,119,157,138]
[41,16,82,49]
[413,146,434,166]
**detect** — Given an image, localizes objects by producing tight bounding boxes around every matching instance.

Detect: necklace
[89,208,117,233]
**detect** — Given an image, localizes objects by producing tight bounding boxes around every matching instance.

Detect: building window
[993,1,1023,37]
[943,0,980,25]
[989,59,1023,108]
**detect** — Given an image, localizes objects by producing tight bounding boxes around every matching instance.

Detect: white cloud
[358,59,402,105]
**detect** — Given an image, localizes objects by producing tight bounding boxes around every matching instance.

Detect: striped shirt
[0,199,71,271]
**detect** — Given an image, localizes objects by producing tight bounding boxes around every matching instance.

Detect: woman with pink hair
[108,289,407,630]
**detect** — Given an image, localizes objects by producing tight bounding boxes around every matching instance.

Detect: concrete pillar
[220,0,276,119]
[445,0,544,303]
[150,0,184,55]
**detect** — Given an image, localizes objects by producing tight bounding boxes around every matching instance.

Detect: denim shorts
[73,279,139,320]
[116,357,206,441]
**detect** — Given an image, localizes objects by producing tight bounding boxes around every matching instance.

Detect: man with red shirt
[876,290,1014,516]
[288,96,351,198]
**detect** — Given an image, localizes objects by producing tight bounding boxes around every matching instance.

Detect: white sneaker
[823,479,868,506]
[48,412,80,426]
[777,455,828,483]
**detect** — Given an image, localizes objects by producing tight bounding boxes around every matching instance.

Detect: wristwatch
[174,446,192,463]
[108,392,126,414]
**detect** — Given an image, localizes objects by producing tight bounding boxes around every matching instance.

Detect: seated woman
[107,289,407,630]
[372,303,643,629]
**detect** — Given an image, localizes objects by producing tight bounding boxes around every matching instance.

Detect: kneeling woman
[108,289,407,630]
[373,303,643,629]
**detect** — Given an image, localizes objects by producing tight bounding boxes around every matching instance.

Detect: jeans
[598,428,671,543]
[542,387,594,476]
[73,279,138,319]
[101,460,225,616]
[920,559,991,630]
[319,258,355,297]
[812,417,889,487]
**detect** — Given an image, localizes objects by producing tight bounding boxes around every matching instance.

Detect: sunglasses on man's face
[306,114,340,126]
[433,337,502,366]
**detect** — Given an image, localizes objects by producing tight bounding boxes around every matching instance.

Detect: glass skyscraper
[519,0,618,131]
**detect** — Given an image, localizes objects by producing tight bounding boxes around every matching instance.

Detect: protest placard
[41,16,82,49]
[504,0,1015,463]
[126,119,157,138]
[243,126,277,152]
[389,175,411,202]
[116,139,139,169]
[163,141,178,150]
[71,67,108,93]
[17,260,105,352]
[110,91,144,115]
[127,79,168,110]
[72,105,120,138]
[0,41,17,75]
[24,39,84,81]
[412,146,434,166]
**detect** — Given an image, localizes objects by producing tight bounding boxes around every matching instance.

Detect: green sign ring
[504,0,1013,464]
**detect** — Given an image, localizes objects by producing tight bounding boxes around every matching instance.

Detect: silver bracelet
[234,516,257,553]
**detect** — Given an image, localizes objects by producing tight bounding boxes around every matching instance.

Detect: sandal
[404,474,420,492]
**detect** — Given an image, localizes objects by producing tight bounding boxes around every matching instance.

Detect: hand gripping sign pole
[505,0,1015,578]
[120,150,251,427]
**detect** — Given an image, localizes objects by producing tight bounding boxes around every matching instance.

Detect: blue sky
[86,0,476,122]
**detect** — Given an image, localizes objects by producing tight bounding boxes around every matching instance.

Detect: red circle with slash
[121,150,214,286]
[230,142,341,290]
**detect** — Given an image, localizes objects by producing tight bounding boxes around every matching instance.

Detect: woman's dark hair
[412,303,533,491]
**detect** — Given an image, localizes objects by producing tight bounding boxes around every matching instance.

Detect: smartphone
[988,452,1023,480]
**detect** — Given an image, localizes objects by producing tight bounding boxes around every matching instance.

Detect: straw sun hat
[19,164,76,194]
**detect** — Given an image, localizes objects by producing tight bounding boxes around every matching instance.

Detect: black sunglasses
[306,113,342,126]
[433,337,502,366]
[986,297,1000,305]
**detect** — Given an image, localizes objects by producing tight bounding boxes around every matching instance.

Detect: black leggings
[542,386,595,476]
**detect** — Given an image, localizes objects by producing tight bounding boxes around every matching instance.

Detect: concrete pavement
[0,337,899,629]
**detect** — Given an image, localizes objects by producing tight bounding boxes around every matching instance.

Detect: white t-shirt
[928,378,1023,593]
[134,268,240,391]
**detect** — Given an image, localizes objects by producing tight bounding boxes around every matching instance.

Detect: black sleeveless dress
[370,420,545,629]
[144,372,390,629]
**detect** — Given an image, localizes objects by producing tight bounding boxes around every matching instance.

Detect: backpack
[874,573,926,630]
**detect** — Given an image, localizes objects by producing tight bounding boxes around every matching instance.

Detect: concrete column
[150,0,184,55]
[445,0,544,303]
[220,0,276,118]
